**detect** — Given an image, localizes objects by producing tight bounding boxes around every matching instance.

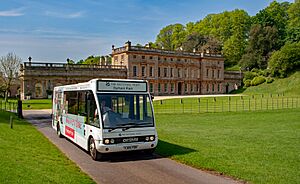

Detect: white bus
[52,79,158,160]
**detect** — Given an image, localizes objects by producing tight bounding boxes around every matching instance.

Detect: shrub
[244,79,251,87]
[243,71,257,81]
[266,77,274,83]
[268,42,300,77]
[251,76,266,86]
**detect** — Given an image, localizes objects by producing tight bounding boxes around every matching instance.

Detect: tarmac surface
[23,109,242,184]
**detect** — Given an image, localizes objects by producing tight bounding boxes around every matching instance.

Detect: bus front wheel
[89,137,102,161]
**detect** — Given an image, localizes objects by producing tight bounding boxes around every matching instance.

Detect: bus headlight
[110,139,115,144]
[150,136,155,141]
[104,139,110,144]
[145,137,149,141]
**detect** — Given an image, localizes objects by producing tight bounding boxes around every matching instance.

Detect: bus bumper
[96,140,158,153]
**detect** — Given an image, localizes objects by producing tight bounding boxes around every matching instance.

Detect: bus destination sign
[97,81,147,92]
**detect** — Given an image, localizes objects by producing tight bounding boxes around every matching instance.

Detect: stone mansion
[19,41,242,99]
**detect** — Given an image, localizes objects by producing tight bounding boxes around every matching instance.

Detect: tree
[182,33,207,52]
[189,9,250,66]
[286,0,300,42]
[268,41,300,77]
[252,1,290,46]
[0,53,22,101]
[240,24,280,70]
[155,24,186,50]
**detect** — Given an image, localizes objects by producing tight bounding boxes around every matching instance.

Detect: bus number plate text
[123,145,138,150]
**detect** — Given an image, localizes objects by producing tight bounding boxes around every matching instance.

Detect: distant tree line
[151,0,300,78]
[67,55,112,65]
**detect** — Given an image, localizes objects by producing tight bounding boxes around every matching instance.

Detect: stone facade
[19,41,242,99]
[111,41,240,96]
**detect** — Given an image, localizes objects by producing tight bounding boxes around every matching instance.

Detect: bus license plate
[123,145,138,150]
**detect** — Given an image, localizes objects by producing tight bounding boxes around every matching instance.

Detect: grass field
[155,109,300,184]
[243,71,300,96]
[0,111,95,184]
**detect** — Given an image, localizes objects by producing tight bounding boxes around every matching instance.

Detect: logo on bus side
[65,126,75,139]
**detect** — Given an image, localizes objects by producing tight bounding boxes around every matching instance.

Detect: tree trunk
[4,90,8,102]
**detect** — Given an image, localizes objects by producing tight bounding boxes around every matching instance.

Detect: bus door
[53,90,63,127]
[77,91,99,149]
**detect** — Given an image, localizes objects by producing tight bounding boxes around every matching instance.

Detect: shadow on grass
[156,139,196,157]
[230,87,246,94]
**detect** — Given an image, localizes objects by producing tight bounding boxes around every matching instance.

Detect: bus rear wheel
[89,137,102,161]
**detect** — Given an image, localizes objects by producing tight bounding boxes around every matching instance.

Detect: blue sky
[0,0,293,62]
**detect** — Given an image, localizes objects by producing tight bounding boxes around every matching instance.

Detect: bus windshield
[97,94,154,129]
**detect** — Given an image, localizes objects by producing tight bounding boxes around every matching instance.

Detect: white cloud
[45,10,85,19]
[0,8,24,17]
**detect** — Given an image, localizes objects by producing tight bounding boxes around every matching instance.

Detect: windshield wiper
[122,123,153,131]
[108,126,122,132]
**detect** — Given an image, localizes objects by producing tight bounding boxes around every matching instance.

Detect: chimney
[125,40,131,49]
[28,56,32,63]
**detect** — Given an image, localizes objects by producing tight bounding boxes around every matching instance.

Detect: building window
[178,68,181,78]
[142,66,146,77]
[218,70,220,78]
[170,58,173,61]
[133,66,137,77]
[158,67,161,77]
[133,55,137,59]
[114,56,118,62]
[218,84,220,91]
[150,66,153,77]
[206,69,209,77]
[164,58,167,61]
[185,84,188,92]
[170,68,173,77]
[149,56,153,59]
[171,83,174,93]
[212,84,215,92]
[142,56,145,59]
[158,83,161,92]
[191,69,194,78]
[164,83,168,93]
[164,68,167,77]
[150,83,153,93]
[191,84,194,92]
[212,70,214,78]
[207,84,209,92]
[158,57,161,60]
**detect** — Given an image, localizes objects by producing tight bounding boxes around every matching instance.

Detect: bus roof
[54,78,148,92]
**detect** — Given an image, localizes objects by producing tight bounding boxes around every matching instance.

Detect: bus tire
[89,137,102,161]
[57,123,63,138]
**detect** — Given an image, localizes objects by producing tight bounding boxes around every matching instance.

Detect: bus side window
[86,92,100,128]
[78,91,87,116]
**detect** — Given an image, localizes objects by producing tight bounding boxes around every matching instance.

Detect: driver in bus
[101,100,112,114]
[100,100,113,127]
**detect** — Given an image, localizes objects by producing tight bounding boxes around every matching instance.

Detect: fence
[0,101,17,113]
[152,95,300,114]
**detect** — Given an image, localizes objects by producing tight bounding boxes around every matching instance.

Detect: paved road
[23,110,242,184]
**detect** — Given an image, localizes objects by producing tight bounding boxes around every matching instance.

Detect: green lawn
[0,111,95,184]
[22,99,52,110]
[153,95,300,114]
[155,109,300,184]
